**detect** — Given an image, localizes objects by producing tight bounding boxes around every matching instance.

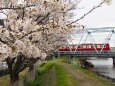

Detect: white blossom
[41,53,47,60]
[0,0,80,60]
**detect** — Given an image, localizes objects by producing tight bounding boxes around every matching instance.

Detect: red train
[58,44,110,51]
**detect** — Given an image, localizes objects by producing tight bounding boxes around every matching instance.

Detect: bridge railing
[54,51,115,57]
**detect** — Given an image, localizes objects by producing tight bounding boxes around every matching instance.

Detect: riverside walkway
[36,60,114,86]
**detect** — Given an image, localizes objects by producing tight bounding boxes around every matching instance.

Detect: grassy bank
[1,59,115,86]
[25,59,115,86]
[0,75,10,86]
[55,64,77,86]
[25,59,77,86]
[0,68,29,86]
[24,60,55,86]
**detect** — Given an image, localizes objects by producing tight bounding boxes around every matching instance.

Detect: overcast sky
[72,0,115,47]
[77,0,115,28]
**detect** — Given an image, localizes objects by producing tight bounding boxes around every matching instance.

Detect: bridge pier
[112,57,115,65]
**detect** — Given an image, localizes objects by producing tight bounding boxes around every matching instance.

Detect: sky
[77,0,115,28]
[72,0,115,47]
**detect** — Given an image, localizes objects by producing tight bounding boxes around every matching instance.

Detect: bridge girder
[75,27,115,34]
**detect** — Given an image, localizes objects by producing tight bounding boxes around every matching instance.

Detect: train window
[78,45,83,48]
[74,45,77,48]
[68,45,72,48]
[100,45,103,48]
[72,45,75,48]
[88,45,91,48]
[68,46,71,48]
[87,45,91,48]
[83,45,86,48]
[91,45,93,48]
[78,46,80,48]
[66,46,69,48]
[97,45,100,48]
[104,45,106,48]
[95,45,97,48]
[76,45,81,48]
[86,46,89,48]
[100,45,106,48]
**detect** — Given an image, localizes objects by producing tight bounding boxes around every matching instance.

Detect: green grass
[55,64,77,86]
[37,60,55,75]
[19,67,29,77]
[0,68,29,86]
[37,59,66,75]
[0,75,10,86]
[24,60,56,86]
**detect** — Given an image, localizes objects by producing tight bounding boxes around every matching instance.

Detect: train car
[58,43,110,51]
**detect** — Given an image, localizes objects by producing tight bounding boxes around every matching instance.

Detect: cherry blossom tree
[0,0,79,85]
[0,0,112,85]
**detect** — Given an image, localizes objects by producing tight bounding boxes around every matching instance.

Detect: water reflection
[87,58,115,79]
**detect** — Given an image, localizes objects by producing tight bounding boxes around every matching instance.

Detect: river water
[87,58,115,79]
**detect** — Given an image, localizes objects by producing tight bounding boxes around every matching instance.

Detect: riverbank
[25,59,115,86]
[74,64,115,86]
[0,59,115,86]
[95,71,115,83]
[76,59,115,85]
[87,58,115,83]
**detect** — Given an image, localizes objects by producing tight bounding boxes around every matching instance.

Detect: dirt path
[57,62,105,86]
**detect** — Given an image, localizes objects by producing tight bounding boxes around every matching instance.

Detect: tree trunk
[6,57,22,86]
[10,73,19,86]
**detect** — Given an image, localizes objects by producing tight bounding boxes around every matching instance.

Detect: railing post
[112,57,115,65]
[58,51,60,58]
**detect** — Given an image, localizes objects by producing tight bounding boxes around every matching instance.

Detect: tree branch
[67,2,104,25]
[0,38,9,45]
[0,5,35,10]
[35,12,50,24]
[19,27,49,40]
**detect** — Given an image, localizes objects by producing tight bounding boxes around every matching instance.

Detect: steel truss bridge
[54,27,115,58]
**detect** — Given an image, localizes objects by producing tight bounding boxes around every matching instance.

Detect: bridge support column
[112,57,115,65]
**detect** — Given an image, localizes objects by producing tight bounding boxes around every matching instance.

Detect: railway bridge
[54,27,115,64]
[54,51,115,64]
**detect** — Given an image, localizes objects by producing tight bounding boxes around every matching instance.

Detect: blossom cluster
[0,0,78,60]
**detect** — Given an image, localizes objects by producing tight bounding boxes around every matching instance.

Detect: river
[87,58,115,79]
